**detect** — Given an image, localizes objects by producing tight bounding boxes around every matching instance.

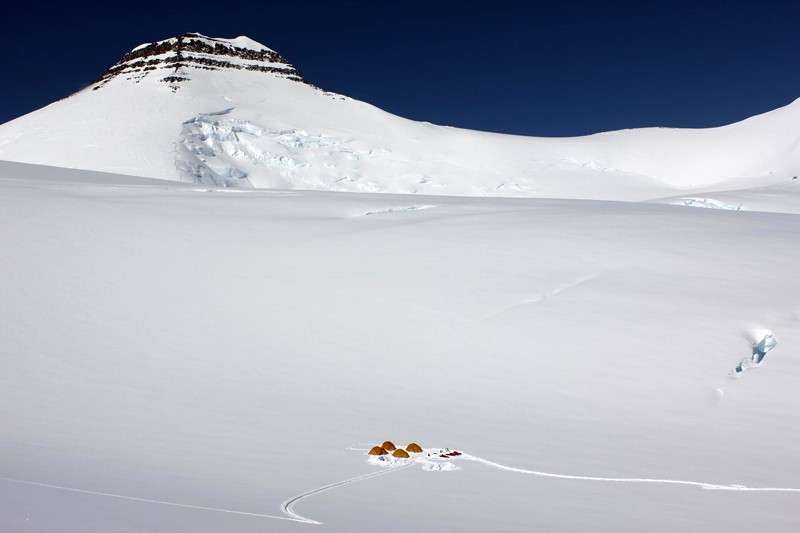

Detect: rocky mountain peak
[91,33,305,91]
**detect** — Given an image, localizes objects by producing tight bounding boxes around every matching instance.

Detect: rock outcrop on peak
[91,32,305,91]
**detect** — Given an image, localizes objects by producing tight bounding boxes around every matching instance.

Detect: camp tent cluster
[368,440,424,458]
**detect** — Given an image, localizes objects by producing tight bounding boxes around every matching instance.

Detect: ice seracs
[669,197,743,210]
[734,331,778,376]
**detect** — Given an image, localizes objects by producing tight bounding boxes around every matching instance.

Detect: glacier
[1,160,800,532]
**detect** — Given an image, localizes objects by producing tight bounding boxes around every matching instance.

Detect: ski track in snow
[484,273,599,320]
[462,454,800,493]
[3,450,799,528]
[550,273,598,296]
[0,476,302,523]
[0,464,413,527]
[281,463,413,524]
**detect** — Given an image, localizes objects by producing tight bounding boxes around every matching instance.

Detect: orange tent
[381,441,397,451]
[406,442,423,453]
[392,448,410,458]
[368,446,388,456]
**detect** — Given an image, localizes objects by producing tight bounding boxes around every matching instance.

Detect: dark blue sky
[4,0,799,136]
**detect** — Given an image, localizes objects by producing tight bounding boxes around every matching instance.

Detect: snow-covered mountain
[1,32,798,200]
[4,32,800,533]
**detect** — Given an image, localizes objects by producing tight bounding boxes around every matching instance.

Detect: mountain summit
[0,33,798,198]
[92,33,305,92]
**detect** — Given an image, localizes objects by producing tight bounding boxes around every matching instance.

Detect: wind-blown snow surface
[1,34,799,199]
[652,181,800,214]
[2,161,800,532]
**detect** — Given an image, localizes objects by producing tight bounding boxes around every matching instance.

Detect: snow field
[2,161,800,531]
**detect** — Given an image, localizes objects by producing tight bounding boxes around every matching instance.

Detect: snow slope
[0,33,799,199]
[652,180,800,214]
[2,160,800,532]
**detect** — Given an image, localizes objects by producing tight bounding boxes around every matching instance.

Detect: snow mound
[223,35,275,52]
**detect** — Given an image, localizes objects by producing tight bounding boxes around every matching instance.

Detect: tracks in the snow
[0,476,300,523]
[461,454,800,493]
[281,463,413,524]
[0,462,413,527]
[4,450,799,529]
